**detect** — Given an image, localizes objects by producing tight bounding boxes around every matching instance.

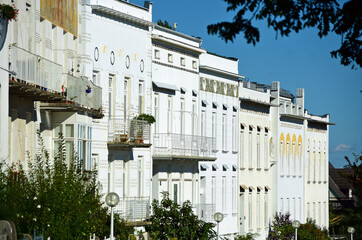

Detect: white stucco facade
[198,53,241,236]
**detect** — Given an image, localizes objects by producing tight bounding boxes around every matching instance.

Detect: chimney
[144,1,153,14]
[271,81,280,98]
[296,88,304,110]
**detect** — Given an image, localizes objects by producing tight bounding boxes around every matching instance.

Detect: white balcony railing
[153,133,216,159]
[66,74,102,110]
[193,203,216,223]
[9,46,63,93]
[279,102,303,116]
[108,118,151,144]
[113,197,150,222]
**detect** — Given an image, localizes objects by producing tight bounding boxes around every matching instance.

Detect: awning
[200,163,209,169]
[223,165,229,170]
[192,89,198,96]
[202,100,209,106]
[265,185,271,191]
[240,184,248,190]
[249,186,255,191]
[153,81,179,91]
[232,165,237,171]
[212,164,218,170]
[213,102,219,108]
[180,87,187,93]
[223,104,229,109]
[233,105,238,111]
[257,186,263,191]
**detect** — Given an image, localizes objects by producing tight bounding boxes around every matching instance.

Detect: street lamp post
[105,192,120,240]
[347,227,355,240]
[292,220,300,240]
[214,212,224,240]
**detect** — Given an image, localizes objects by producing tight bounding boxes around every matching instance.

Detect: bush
[147,192,216,240]
[0,132,131,239]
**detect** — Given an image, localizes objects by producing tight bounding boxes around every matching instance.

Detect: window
[264,133,268,169]
[168,96,173,133]
[248,191,253,229]
[168,53,173,63]
[180,57,185,66]
[256,190,260,228]
[212,177,216,205]
[313,141,316,182]
[108,75,114,118]
[180,98,185,134]
[232,177,236,213]
[154,49,160,59]
[240,125,245,168]
[299,143,302,176]
[324,143,327,181]
[248,130,252,168]
[293,142,296,175]
[78,124,92,171]
[212,112,217,150]
[138,80,144,114]
[307,202,310,219]
[222,177,226,212]
[92,70,99,85]
[222,113,227,151]
[53,123,75,166]
[154,94,159,133]
[232,115,237,152]
[123,77,129,120]
[201,110,206,137]
[307,141,311,181]
[287,198,290,214]
[192,60,197,69]
[257,133,261,169]
[287,141,290,175]
[137,156,143,197]
[281,198,284,213]
[281,141,284,175]
[192,100,196,136]
[264,190,269,227]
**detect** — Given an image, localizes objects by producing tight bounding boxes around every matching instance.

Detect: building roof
[329,162,353,191]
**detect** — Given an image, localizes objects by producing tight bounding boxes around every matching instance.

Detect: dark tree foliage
[147,192,216,240]
[157,20,173,29]
[207,0,361,69]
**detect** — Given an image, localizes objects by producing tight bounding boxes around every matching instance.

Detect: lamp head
[347,227,355,234]
[105,192,119,207]
[214,212,224,223]
[292,220,300,228]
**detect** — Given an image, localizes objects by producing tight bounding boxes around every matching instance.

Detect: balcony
[108,118,151,148]
[193,203,216,223]
[113,197,150,225]
[153,133,216,160]
[41,74,103,118]
[9,46,64,101]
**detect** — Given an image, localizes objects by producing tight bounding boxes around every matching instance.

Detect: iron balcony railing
[153,133,216,159]
[113,197,150,222]
[66,74,102,110]
[9,45,63,93]
[193,203,216,223]
[108,118,151,144]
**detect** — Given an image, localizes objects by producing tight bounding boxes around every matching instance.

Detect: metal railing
[66,74,102,110]
[113,197,150,222]
[193,203,216,223]
[108,118,151,144]
[153,133,216,158]
[9,46,63,93]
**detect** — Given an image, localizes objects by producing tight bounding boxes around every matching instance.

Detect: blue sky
[134,0,362,167]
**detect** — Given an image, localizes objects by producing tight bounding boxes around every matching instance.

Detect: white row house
[0,0,332,238]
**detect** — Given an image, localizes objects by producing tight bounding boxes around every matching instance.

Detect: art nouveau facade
[1,0,332,238]
[238,82,273,239]
[198,53,242,235]
[150,25,208,206]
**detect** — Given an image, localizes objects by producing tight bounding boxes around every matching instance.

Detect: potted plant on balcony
[0,4,18,51]
[131,114,155,143]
